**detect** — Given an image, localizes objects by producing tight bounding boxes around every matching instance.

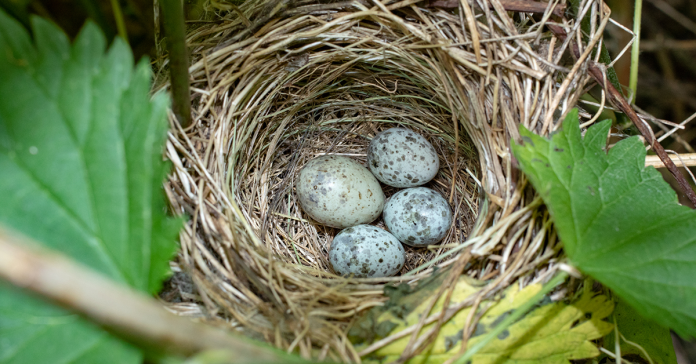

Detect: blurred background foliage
[0,0,694,361]
[605,0,696,130]
[0,0,156,58]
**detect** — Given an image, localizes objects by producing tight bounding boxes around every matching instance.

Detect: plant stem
[110,0,129,42]
[0,227,307,363]
[548,24,696,206]
[629,0,643,101]
[161,0,192,127]
[453,272,569,364]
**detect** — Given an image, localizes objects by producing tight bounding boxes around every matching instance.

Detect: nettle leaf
[512,109,696,339]
[0,11,181,363]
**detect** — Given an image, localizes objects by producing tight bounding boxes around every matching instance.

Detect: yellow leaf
[356,275,614,364]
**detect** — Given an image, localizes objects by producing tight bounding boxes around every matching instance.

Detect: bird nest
[159,0,610,361]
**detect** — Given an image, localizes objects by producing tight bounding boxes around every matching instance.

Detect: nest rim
[159,0,610,360]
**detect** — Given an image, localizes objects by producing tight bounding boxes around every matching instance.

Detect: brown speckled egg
[329,225,405,278]
[383,187,452,247]
[367,128,439,188]
[296,155,385,229]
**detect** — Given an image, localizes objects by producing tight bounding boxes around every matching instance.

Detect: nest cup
[161,0,609,360]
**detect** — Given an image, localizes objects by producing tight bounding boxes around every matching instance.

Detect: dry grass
[156,0,611,360]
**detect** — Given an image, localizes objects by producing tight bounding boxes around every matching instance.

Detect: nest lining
[159,0,610,360]
[259,121,480,273]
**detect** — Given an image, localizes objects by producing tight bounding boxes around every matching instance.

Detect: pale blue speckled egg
[329,225,405,278]
[383,187,452,247]
[297,155,385,229]
[367,128,439,188]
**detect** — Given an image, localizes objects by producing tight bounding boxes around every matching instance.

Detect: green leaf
[0,10,181,363]
[603,297,677,364]
[512,109,696,339]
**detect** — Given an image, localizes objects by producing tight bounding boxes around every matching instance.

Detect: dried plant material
[158,0,610,359]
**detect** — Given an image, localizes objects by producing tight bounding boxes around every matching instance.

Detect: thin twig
[548,24,696,206]
[646,0,696,35]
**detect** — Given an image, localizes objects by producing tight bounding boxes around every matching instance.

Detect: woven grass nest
[160,0,611,361]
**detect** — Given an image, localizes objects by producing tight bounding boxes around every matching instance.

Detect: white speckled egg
[296,155,385,228]
[329,225,405,278]
[367,128,439,188]
[383,187,452,247]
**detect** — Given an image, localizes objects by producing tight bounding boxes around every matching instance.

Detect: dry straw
[157,0,611,360]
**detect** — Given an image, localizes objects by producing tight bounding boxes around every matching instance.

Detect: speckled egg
[367,128,439,188]
[383,187,452,247]
[296,155,385,228]
[329,225,405,278]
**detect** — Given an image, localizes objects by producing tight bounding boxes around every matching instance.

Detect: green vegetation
[513,109,696,339]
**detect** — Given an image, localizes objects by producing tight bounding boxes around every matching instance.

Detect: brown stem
[0,227,305,363]
[547,24,696,206]
[427,0,566,17]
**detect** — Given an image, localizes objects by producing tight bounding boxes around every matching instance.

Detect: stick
[0,227,303,363]
[547,24,696,206]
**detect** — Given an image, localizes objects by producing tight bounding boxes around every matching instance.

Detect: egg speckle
[383,187,452,247]
[329,225,405,278]
[296,155,385,228]
[367,128,439,188]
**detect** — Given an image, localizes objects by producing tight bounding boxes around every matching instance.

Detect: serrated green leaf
[0,10,181,363]
[357,274,613,364]
[603,297,677,364]
[512,109,696,339]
